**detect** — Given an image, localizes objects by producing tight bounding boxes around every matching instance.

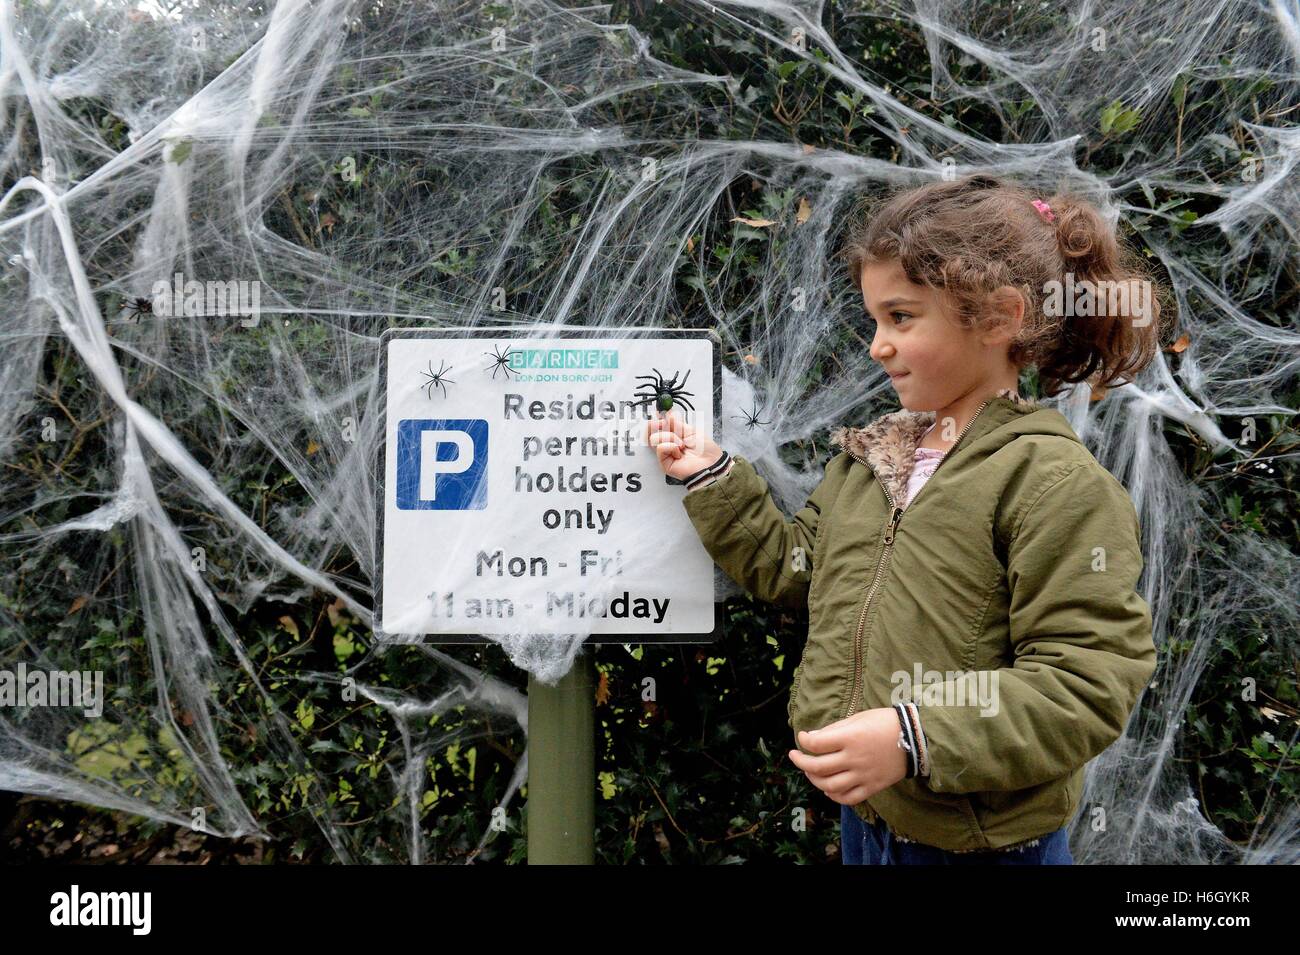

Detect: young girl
[647,173,1169,865]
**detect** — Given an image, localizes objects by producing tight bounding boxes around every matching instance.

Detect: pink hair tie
[1031,198,1055,223]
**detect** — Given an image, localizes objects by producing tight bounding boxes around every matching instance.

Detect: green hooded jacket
[681,390,1157,852]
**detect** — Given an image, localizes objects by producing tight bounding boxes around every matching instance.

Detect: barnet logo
[508,348,619,370]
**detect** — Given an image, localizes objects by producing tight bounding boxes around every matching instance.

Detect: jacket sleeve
[680,452,852,609]
[909,462,1157,794]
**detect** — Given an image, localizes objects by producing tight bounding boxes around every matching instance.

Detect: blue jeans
[840,804,1073,865]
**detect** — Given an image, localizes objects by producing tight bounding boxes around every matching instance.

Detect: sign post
[376,327,721,863]
[525,656,595,864]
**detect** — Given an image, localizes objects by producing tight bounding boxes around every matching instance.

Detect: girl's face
[859,259,1014,412]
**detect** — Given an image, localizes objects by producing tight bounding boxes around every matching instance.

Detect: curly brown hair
[838,173,1175,398]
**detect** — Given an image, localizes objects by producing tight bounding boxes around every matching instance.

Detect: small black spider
[418,359,455,399]
[730,401,772,429]
[483,344,517,380]
[122,296,154,321]
[632,367,696,417]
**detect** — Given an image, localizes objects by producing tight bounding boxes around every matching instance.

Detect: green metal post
[526,649,595,864]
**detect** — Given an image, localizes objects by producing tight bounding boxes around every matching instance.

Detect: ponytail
[1026,193,1170,397]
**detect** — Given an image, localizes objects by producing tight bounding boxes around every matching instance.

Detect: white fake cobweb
[0,0,1296,863]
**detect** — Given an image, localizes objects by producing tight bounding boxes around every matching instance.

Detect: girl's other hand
[645,410,724,482]
[787,708,909,805]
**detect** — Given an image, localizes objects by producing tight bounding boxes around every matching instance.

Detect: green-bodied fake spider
[632,367,696,417]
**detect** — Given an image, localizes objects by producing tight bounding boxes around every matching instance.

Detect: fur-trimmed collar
[828,389,1038,508]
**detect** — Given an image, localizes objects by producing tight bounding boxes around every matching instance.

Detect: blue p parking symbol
[395,419,488,510]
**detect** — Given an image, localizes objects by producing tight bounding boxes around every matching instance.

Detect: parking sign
[376,328,720,642]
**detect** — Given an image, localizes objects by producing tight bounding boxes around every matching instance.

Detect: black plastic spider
[632,367,696,416]
[730,401,772,429]
[483,344,517,380]
[122,296,154,321]
[418,359,455,399]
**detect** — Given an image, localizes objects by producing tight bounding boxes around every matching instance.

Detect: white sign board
[376,329,720,642]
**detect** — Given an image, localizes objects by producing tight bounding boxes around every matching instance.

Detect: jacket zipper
[838,397,994,720]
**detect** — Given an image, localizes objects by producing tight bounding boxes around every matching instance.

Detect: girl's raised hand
[646,410,724,483]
